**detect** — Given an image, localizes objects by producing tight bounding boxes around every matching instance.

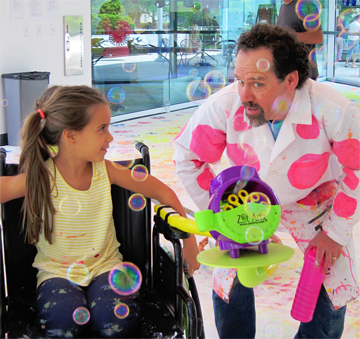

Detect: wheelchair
[0,142,204,338]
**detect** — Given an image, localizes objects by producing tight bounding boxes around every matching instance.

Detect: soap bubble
[108,87,125,104]
[128,193,146,211]
[109,262,142,296]
[304,14,321,31]
[256,58,270,72]
[238,130,267,158]
[1,99,8,107]
[67,262,89,285]
[204,71,226,93]
[59,196,81,216]
[189,68,198,77]
[295,0,321,21]
[186,80,212,101]
[244,192,271,220]
[245,226,264,245]
[308,48,317,67]
[264,322,283,338]
[73,307,90,325]
[122,63,136,73]
[272,97,291,117]
[131,164,149,182]
[114,303,130,319]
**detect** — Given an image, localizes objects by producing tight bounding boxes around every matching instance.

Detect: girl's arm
[106,160,200,275]
[0,173,26,204]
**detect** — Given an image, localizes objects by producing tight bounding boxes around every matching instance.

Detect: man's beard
[243,102,268,127]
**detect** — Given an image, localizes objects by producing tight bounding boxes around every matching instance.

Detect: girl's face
[73,103,114,163]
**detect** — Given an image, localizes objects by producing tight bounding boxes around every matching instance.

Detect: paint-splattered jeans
[36,272,140,338]
[213,275,346,339]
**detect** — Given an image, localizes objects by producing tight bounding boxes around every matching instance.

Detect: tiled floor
[3,81,360,338]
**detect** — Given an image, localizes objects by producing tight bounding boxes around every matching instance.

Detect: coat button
[270,171,277,177]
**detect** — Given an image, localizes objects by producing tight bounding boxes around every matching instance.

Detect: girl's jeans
[213,275,346,339]
[36,272,140,338]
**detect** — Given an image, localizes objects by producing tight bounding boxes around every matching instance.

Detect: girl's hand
[182,234,200,277]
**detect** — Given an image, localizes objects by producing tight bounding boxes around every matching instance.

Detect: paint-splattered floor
[2,81,360,338]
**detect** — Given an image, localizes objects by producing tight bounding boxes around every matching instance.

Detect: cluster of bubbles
[73,307,90,325]
[108,262,142,296]
[108,87,126,104]
[295,0,322,32]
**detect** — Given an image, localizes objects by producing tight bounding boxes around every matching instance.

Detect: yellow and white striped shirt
[33,159,123,287]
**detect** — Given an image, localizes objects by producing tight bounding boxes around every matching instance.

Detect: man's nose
[238,84,255,103]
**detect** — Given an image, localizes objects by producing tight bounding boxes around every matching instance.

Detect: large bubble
[295,0,321,21]
[245,226,264,246]
[108,262,142,296]
[204,71,226,93]
[186,80,212,101]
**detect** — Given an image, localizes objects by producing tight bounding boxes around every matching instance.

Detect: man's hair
[236,24,310,89]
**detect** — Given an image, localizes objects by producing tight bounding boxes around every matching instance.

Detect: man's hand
[305,231,343,274]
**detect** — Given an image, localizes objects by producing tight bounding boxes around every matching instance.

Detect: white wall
[0,0,92,138]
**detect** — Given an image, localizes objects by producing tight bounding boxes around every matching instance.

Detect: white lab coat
[174,79,359,308]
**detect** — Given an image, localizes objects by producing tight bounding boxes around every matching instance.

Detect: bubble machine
[195,166,294,287]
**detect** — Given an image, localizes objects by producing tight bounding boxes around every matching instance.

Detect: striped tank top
[33,159,123,287]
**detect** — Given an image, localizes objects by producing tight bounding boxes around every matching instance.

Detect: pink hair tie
[38,109,45,119]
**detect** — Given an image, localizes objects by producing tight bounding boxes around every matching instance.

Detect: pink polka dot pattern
[233,106,251,132]
[226,143,260,171]
[192,159,203,168]
[287,152,330,189]
[333,192,357,218]
[296,115,320,139]
[196,168,215,191]
[333,139,360,169]
[343,168,359,190]
[190,125,226,163]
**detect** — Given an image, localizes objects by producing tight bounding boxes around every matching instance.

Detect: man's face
[234,47,294,127]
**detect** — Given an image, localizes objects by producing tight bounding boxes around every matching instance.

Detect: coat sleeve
[322,100,360,246]
[173,96,229,211]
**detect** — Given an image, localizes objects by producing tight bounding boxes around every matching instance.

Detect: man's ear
[285,70,299,92]
[62,129,77,144]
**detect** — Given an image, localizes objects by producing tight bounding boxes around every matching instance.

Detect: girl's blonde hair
[19,85,108,244]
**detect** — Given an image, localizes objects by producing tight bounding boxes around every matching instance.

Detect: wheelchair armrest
[153,205,190,241]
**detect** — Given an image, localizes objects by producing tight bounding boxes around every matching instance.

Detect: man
[345,14,360,68]
[174,24,359,338]
[276,0,323,80]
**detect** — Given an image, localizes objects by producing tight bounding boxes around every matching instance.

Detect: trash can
[2,71,50,146]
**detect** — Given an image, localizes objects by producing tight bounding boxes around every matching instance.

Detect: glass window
[91,0,358,121]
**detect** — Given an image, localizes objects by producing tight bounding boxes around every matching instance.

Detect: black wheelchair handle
[0,147,6,177]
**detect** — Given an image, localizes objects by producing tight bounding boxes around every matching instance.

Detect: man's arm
[296,28,323,45]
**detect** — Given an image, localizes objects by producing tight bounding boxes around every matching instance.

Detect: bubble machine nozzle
[291,247,325,323]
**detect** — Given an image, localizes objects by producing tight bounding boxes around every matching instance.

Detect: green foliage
[99,0,122,15]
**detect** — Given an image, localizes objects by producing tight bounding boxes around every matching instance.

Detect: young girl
[0,85,200,338]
